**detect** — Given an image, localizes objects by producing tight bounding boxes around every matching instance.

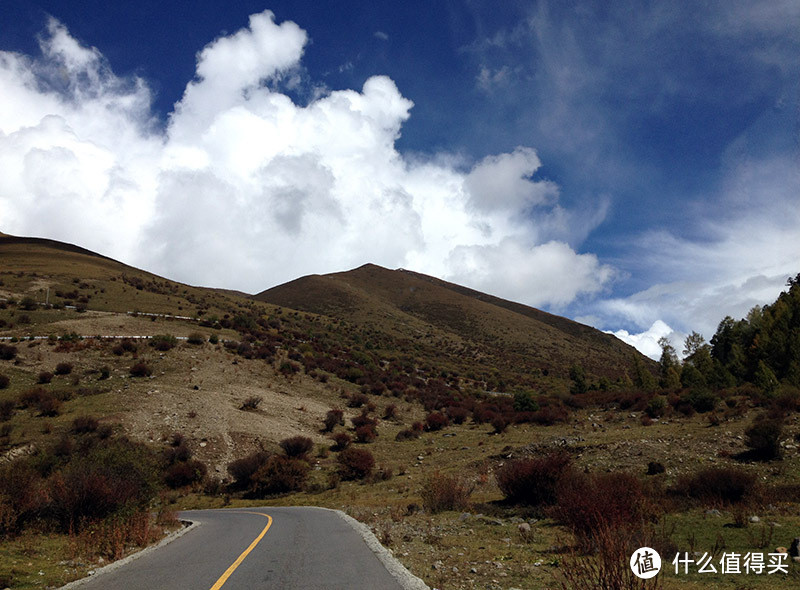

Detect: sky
[0,1,798,358]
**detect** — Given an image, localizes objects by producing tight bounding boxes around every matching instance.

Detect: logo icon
[630,547,661,579]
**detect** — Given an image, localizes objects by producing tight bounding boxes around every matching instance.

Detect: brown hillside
[255,263,648,380]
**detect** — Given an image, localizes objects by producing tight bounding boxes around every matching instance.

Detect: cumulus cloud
[0,11,611,307]
[607,320,680,361]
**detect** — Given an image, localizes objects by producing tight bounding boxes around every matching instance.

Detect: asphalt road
[71,507,409,590]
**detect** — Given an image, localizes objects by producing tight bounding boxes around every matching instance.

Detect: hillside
[255,263,645,381]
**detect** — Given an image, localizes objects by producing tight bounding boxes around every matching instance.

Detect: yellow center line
[209,512,273,590]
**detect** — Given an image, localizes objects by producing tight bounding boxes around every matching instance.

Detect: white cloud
[607,320,680,360]
[0,12,612,308]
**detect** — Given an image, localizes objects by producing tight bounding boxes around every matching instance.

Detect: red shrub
[337,447,374,480]
[355,424,377,443]
[446,406,469,425]
[323,408,344,432]
[129,362,152,378]
[227,451,272,488]
[420,472,474,513]
[553,471,652,550]
[331,432,352,451]
[425,411,449,431]
[496,452,572,506]
[250,456,308,496]
[164,460,207,489]
[279,436,314,459]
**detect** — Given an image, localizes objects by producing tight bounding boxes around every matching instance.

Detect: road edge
[329,508,430,590]
[56,519,199,589]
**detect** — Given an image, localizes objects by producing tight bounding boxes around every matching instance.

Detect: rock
[705,509,722,517]
[432,560,443,571]
[518,522,532,534]
[470,567,478,573]
[790,537,800,557]
[749,515,760,523]
[458,512,472,521]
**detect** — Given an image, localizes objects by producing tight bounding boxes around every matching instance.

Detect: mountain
[255,263,647,382]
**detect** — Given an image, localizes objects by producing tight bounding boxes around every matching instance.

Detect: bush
[395,428,420,441]
[150,334,177,351]
[496,452,572,506]
[337,447,374,480]
[0,344,17,361]
[446,406,469,425]
[187,332,205,345]
[129,362,152,378]
[323,408,344,432]
[36,394,61,417]
[420,472,474,513]
[239,396,262,411]
[744,416,783,460]
[672,467,757,505]
[424,411,449,431]
[331,432,352,451]
[553,471,651,550]
[71,416,99,434]
[54,362,73,376]
[347,393,369,408]
[491,415,508,434]
[355,424,377,443]
[250,456,308,496]
[98,366,110,380]
[48,437,160,533]
[279,436,314,459]
[0,400,14,421]
[383,404,399,420]
[37,371,53,384]
[645,396,667,418]
[164,460,207,489]
[0,374,9,389]
[227,451,272,489]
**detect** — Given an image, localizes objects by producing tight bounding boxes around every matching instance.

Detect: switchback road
[66,507,423,590]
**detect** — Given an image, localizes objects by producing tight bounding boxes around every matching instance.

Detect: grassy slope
[255,263,649,380]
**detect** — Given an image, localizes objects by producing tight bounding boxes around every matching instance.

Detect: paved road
[71,507,409,590]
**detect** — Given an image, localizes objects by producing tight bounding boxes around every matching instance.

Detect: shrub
[331,432,352,451]
[337,447,374,480]
[323,408,344,432]
[150,334,177,351]
[645,396,667,418]
[672,467,757,505]
[420,472,474,513]
[239,396,262,411]
[279,436,314,459]
[383,404,399,420]
[0,345,17,361]
[395,428,420,441]
[37,394,61,417]
[99,365,110,380]
[491,415,509,434]
[355,424,378,443]
[0,374,9,389]
[0,400,14,421]
[496,452,572,506]
[54,362,73,376]
[129,362,152,378]
[37,371,53,384]
[187,332,205,345]
[164,460,207,489]
[744,416,783,460]
[71,416,99,434]
[227,451,271,488]
[347,393,369,408]
[250,456,308,496]
[553,471,651,550]
[424,411,449,431]
[47,437,160,533]
[446,406,469,424]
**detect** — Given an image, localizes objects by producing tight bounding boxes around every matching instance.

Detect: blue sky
[1,1,798,357]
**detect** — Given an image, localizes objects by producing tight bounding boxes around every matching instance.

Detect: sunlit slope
[255,263,645,379]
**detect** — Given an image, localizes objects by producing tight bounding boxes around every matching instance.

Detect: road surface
[69,507,412,590]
